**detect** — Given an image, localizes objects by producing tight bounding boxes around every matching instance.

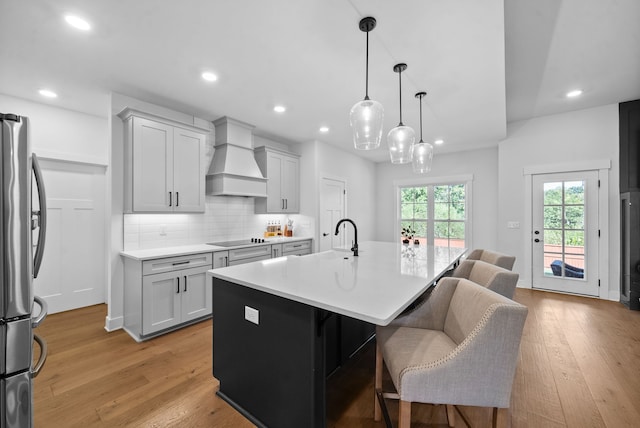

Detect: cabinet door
[271,244,283,258]
[132,117,173,212]
[181,268,212,322]
[173,127,205,212]
[266,151,284,212]
[282,155,299,213]
[213,251,229,268]
[142,271,181,335]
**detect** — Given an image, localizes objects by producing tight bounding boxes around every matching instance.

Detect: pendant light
[412,91,434,173]
[350,17,384,150]
[387,63,415,164]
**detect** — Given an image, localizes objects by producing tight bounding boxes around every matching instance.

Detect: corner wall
[498,104,620,298]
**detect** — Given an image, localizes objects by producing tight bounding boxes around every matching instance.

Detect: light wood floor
[33,288,640,427]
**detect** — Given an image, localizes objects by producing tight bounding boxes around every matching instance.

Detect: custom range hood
[206,116,267,197]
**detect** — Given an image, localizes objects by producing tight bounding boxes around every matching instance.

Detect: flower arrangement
[401,226,416,244]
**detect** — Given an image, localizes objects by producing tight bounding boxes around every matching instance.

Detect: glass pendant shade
[387,63,415,164]
[412,140,434,173]
[387,125,415,164]
[350,98,384,150]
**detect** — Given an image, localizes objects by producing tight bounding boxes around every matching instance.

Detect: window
[399,182,468,248]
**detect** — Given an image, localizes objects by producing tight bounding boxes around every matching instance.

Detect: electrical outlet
[244,306,259,325]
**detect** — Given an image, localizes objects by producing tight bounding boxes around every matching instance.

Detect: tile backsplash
[123,196,314,250]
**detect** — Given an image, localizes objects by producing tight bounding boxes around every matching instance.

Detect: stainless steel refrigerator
[1,113,48,428]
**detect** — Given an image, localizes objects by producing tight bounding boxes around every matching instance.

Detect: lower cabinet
[283,240,311,256]
[124,252,213,341]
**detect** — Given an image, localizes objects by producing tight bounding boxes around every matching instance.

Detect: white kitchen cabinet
[123,252,213,341]
[282,240,312,256]
[254,147,300,213]
[213,251,229,268]
[119,108,208,213]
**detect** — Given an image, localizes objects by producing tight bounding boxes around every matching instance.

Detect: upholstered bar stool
[374,277,528,428]
[451,259,519,299]
[465,249,516,270]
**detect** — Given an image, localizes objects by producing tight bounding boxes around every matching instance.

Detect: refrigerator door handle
[32,334,48,377]
[32,153,47,279]
[32,296,48,328]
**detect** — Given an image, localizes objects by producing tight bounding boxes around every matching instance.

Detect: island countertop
[209,241,466,325]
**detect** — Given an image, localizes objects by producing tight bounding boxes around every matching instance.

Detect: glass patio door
[532,171,599,296]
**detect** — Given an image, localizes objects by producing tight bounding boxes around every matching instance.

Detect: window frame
[394,174,473,249]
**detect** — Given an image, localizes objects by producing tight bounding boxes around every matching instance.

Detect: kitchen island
[209,241,466,428]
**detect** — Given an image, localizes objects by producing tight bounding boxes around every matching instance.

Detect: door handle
[322,233,329,237]
[32,153,47,279]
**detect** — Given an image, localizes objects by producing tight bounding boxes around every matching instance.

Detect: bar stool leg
[374,342,383,421]
[399,400,411,428]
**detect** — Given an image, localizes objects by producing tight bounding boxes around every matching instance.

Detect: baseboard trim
[104,315,123,332]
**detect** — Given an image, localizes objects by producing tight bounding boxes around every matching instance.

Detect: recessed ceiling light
[38,89,58,98]
[273,105,286,113]
[201,72,218,82]
[566,89,583,98]
[434,139,444,145]
[64,15,91,31]
[319,126,329,133]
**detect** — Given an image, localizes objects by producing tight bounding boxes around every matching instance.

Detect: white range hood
[206,116,267,197]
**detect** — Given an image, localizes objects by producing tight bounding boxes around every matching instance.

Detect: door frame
[523,160,610,299]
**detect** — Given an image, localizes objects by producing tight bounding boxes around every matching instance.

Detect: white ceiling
[1,0,638,163]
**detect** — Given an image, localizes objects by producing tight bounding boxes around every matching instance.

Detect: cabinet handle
[224,256,228,267]
[172,261,189,266]
[176,277,180,293]
[176,192,179,207]
[282,199,285,209]
[169,192,172,207]
[184,275,187,292]
[285,199,288,210]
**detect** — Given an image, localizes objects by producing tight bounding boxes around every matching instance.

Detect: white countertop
[120,236,313,261]
[209,241,466,325]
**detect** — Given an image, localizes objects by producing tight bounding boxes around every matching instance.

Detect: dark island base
[213,278,327,428]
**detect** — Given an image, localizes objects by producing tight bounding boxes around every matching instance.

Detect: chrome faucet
[335,218,358,256]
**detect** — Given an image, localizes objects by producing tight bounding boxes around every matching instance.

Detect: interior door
[532,171,599,296]
[319,177,346,252]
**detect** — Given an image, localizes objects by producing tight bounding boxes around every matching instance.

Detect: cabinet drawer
[283,240,311,254]
[228,245,271,262]
[142,253,213,276]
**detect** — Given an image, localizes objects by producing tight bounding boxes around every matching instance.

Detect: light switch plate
[244,306,259,325]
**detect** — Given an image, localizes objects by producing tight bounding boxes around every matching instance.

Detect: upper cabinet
[254,147,300,214]
[119,108,208,213]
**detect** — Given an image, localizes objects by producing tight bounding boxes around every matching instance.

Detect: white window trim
[394,174,473,250]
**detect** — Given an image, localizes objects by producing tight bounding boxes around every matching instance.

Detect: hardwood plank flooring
[33,289,640,427]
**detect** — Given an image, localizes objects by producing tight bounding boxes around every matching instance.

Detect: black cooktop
[207,238,266,247]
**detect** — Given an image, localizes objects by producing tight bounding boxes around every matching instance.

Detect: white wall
[0,94,108,164]
[375,147,499,249]
[498,104,619,298]
[297,140,377,251]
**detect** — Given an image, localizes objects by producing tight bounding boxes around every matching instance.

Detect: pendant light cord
[364,31,370,101]
[419,94,423,141]
[398,69,403,125]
